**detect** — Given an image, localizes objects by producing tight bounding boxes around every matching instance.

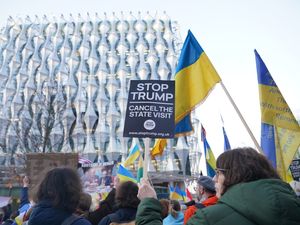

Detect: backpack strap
[61,214,81,225]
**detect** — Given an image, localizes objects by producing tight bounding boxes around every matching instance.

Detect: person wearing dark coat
[136,147,300,225]
[98,181,140,225]
[87,188,117,225]
[28,167,91,225]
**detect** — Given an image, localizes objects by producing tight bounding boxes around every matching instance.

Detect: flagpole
[143,137,150,179]
[220,81,263,153]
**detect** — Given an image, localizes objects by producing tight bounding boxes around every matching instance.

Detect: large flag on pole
[175,30,221,136]
[201,125,216,177]
[255,50,300,181]
[151,30,221,158]
[123,144,140,167]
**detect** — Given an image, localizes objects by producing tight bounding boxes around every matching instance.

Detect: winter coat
[28,201,91,225]
[183,195,218,224]
[98,208,137,225]
[136,179,300,225]
[88,188,116,225]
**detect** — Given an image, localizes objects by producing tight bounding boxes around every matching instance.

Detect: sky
[0,0,299,163]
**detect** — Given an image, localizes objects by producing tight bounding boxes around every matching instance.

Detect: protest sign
[290,159,300,181]
[123,80,175,138]
[26,153,78,188]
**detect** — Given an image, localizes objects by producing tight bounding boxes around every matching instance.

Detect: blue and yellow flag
[180,188,188,202]
[151,138,167,158]
[169,185,184,201]
[201,125,216,177]
[175,30,221,136]
[255,50,300,181]
[117,164,137,183]
[222,126,231,151]
[123,144,140,167]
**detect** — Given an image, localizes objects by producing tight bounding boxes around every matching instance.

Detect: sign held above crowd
[123,80,175,139]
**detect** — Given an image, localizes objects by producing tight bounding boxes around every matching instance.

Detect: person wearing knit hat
[197,176,216,194]
[183,176,218,225]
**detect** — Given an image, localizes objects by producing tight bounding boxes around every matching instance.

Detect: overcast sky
[0,0,299,160]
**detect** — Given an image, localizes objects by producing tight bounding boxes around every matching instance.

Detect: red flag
[186,188,193,201]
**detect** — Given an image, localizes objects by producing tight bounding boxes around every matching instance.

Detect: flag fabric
[14,211,26,225]
[123,144,140,167]
[222,126,231,151]
[201,125,216,177]
[150,138,167,158]
[137,155,144,183]
[175,30,221,136]
[169,185,184,201]
[255,50,300,181]
[186,188,193,201]
[180,188,188,202]
[79,156,92,164]
[117,164,137,183]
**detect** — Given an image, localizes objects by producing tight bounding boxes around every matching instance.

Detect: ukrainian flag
[169,185,184,201]
[151,138,167,157]
[137,155,144,183]
[201,125,216,177]
[180,188,188,202]
[175,30,221,136]
[123,144,140,168]
[255,50,300,181]
[117,164,137,183]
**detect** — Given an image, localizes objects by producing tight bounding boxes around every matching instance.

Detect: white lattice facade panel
[0,12,201,177]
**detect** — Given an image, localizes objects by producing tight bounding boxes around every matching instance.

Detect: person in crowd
[184,176,217,224]
[18,176,31,214]
[289,180,300,198]
[1,211,18,225]
[11,176,33,225]
[88,176,120,225]
[136,147,300,225]
[159,199,170,220]
[75,193,92,218]
[163,200,183,225]
[87,188,117,225]
[98,181,140,225]
[28,167,91,225]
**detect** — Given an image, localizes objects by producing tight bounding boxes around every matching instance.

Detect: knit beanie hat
[197,176,216,192]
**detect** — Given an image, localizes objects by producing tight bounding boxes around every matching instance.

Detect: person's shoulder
[73,217,92,225]
[98,214,111,225]
[188,203,233,225]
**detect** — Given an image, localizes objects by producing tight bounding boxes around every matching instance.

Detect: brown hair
[115,181,140,208]
[35,167,82,212]
[159,199,170,219]
[216,147,280,193]
[76,192,92,217]
[170,200,181,218]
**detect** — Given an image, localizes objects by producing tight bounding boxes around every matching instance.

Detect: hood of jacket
[28,201,70,225]
[163,211,184,225]
[218,179,300,225]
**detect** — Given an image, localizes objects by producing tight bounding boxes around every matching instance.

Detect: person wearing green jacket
[136,147,300,225]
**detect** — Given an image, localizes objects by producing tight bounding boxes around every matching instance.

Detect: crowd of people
[0,147,300,225]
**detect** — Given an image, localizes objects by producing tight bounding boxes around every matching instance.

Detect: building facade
[0,12,201,182]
